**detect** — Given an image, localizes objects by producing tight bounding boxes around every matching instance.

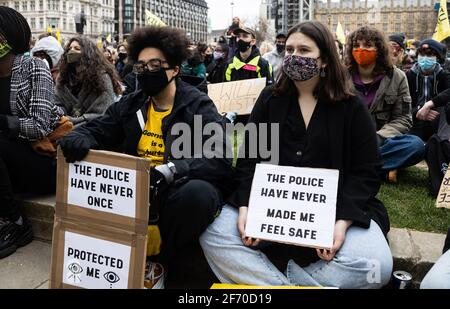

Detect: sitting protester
[181,47,207,79]
[420,227,450,289]
[206,42,229,84]
[346,26,424,183]
[0,7,66,259]
[55,36,122,126]
[409,39,450,142]
[31,35,64,82]
[59,26,232,288]
[200,21,393,289]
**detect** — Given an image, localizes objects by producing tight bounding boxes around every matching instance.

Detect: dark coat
[228,86,390,235]
[69,79,233,193]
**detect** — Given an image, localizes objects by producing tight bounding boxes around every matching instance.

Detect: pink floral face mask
[283,54,321,81]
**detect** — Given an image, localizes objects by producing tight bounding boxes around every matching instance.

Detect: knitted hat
[389,34,406,50]
[419,39,446,59]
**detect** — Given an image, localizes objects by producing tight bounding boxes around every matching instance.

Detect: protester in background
[224,26,273,85]
[389,34,407,69]
[198,43,213,68]
[207,42,229,84]
[335,40,344,62]
[226,17,241,56]
[408,39,450,143]
[59,26,232,288]
[201,21,392,288]
[55,36,122,127]
[0,7,65,259]
[103,47,114,64]
[263,33,286,81]
[181,46,206,79]
[259,41,274,57]
[409,39,450,197]
[346,26,424,183]
[115,43,129,78]
[421,227,450,289]
[31,35,64,82]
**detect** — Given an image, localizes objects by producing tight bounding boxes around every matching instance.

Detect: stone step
[16,194,447,287]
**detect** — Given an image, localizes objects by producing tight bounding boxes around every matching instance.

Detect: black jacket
[407,64,450,141]
[228,86,390,235]
[206,59,227,84]
[68,79,233,192]
[225,47,274,85]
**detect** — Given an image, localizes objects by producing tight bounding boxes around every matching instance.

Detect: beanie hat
[419,39,446,60]
[389,34,406,50]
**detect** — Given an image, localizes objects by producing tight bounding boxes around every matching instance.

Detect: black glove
[0,115,8,132]
[59,134,95,163]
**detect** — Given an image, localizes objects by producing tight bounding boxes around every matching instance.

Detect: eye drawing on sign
[67,261,83,283]
[104,271,120,288]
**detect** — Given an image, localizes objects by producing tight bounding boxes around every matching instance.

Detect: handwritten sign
[50,149,149,289]
[207,78,266,115]
[436,169,450,209]
[245,164,339,249]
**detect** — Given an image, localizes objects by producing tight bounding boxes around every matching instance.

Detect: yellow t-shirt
[137,102,173,167]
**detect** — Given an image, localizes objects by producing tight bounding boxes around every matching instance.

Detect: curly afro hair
[128,26,190,67]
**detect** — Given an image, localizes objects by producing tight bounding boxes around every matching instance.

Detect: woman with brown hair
[200,21,393,288]
[55,36,122,126]
[346,26,424,182]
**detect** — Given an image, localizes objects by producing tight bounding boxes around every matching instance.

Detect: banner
[436,169,450,209]
[50,149,150,289]
[433,0,450,42]
[145,9,166,27]
[245,164,339,249]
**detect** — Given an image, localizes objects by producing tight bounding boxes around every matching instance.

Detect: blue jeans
[200,205,393,289]
[380,135,425,171]
[420,250,450,289]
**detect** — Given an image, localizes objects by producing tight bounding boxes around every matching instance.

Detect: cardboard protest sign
[50,149,150,289]
[436,169,450,209]
[207,78,266,115]
[245,164,339,249]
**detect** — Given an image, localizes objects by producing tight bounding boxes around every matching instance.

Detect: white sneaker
[144,262,165,289]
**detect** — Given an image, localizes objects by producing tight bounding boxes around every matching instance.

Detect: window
[30,17,36,29]
[14,1,19,10]
[39,17,44,29]
[30,1,35,11]
[39,0,43,10]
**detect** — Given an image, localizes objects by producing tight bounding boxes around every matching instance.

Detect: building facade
[315,0,439,40]
[0,0,115,41]
[269,0,315,33]
[115,0,208,43]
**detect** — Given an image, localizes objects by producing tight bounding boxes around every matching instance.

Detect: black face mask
[137,68,174,97]
[276,44,285,54]
[118,52,127,61]
[237,40,251,53]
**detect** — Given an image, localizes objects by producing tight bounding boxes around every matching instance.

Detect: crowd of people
[0,6,449,289]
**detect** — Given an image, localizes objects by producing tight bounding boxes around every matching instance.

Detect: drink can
[392,270,412,289]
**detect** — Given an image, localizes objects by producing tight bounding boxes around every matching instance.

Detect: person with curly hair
[59,26,232,288]
[55,36,122,127]
[346,26,424,183]
[0,7,65,259]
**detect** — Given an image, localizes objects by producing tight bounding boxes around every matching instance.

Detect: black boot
[0,218,33,259]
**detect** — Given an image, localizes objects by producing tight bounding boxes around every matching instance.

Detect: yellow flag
[47,26,52,34]
[106,34,112,43]
[433,0,450,42]
[145,9,166,27]
[56,28,61,44]
[336,22,346,45]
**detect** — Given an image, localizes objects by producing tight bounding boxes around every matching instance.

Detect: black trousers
[0,134,57,220]
[157,179,222,268]
[425,134,450,197]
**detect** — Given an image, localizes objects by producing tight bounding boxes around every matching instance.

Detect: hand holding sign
[238,207,260,247]
[316,219,353,261]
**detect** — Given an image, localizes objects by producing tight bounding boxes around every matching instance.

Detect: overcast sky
[207,0,263,30]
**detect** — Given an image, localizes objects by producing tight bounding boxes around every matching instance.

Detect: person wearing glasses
[58,26,232,288]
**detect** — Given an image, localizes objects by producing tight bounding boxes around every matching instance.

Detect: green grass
[378,167,450,234]
[232,130,449,234]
